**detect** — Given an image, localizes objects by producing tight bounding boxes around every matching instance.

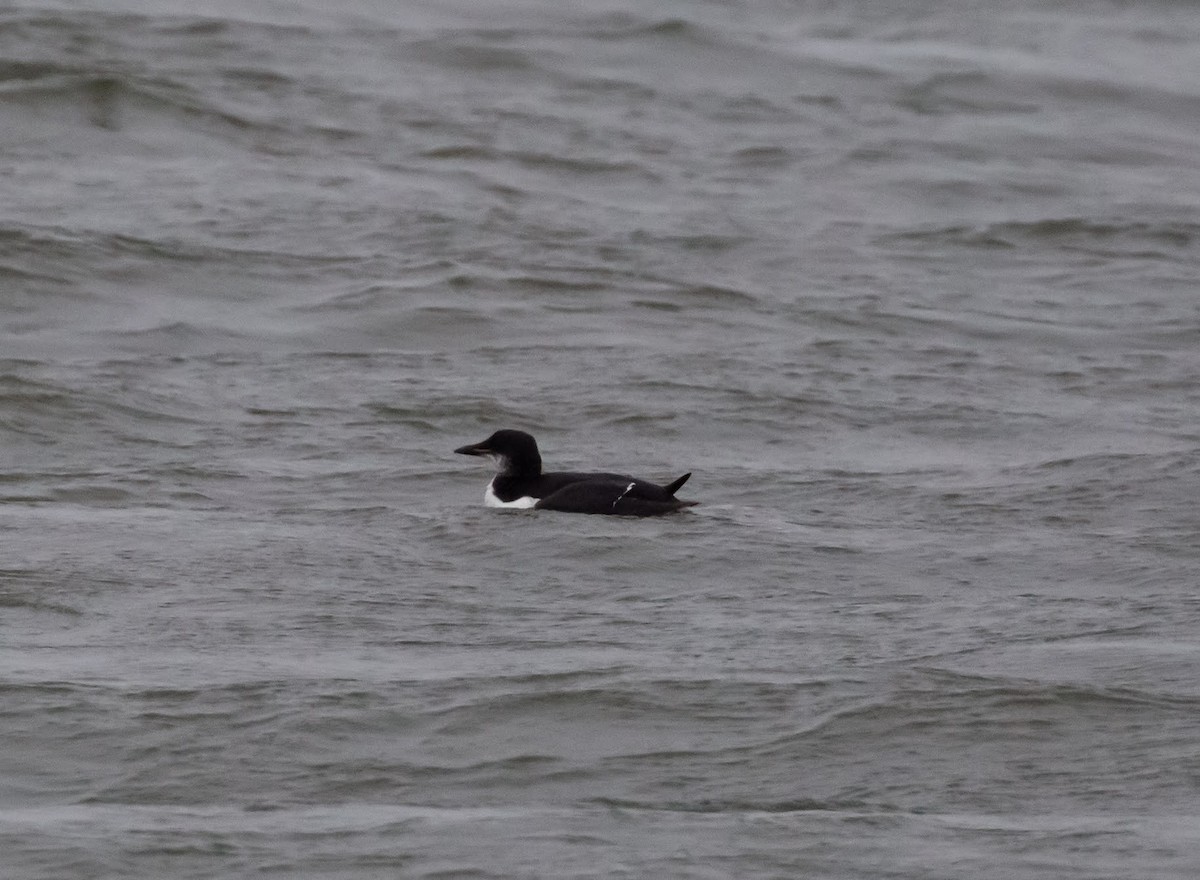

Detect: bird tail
[663,472,691,496]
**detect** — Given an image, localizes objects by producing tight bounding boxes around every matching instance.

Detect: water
[3,1,1199,877]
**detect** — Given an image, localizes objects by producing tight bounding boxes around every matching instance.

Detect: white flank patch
[612,482,636,509]
[485,481,537,509]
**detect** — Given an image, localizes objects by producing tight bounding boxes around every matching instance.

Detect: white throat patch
[485,480,537,509]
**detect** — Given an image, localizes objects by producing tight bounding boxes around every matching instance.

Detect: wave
[0,10,375,159]
[879,216,1200,258]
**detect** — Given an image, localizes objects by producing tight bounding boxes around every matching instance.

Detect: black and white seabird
[455,429,697,516]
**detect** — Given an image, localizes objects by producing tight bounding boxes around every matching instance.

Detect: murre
[454,429,697,516]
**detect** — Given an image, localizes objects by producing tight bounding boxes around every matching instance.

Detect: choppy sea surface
[3,1,1200,877]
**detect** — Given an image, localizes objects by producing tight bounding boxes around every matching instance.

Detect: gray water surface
[2,1,1199,877]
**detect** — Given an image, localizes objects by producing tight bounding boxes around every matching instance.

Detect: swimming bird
[455,429,697,516]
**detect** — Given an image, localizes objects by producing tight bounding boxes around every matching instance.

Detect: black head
[454,429,542,476]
